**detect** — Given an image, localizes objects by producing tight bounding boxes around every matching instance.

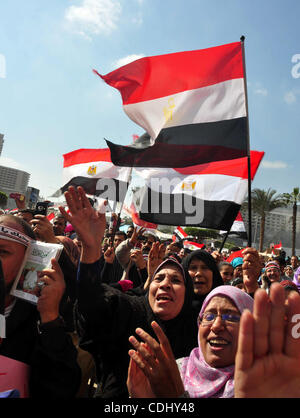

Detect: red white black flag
[220,211,248,238]
[52,148,131,202]
[135,151,264,230]
[94,41,247,168]
[172,226,188,242]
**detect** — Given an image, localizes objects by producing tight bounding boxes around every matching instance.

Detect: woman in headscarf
[181,250,224,316]
[127,285,254,398]
[59,186,199,398]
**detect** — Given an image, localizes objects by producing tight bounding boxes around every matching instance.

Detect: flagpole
[110,167,133,243]
[240,35,252,247]
[219,231,230,253]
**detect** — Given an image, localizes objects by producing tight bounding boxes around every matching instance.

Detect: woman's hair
[0,214,36,240]
[218,261,234,271]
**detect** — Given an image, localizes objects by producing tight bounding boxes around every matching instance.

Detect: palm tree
[0,191,8,209]
[249,188,287,252]
[282,187,300,256]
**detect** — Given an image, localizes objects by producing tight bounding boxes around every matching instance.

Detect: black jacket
[76,259,198,398]
[0,298,81,398]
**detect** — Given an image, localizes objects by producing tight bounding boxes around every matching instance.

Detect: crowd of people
[0,185,300,398]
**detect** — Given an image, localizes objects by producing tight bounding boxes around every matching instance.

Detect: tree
[0,191,8,209]
[183,227,219,241]
[282,187,300,256]
[249,188,287,252]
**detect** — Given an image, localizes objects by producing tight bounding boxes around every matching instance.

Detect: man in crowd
[53,214,67,236]
[165,240,183,257]
[261,260,282,292]
[291,255,299,273]
[140,232,158,255]
[126,226,134,239]
[0,214,81,398]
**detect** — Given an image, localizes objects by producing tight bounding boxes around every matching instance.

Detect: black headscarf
[181,250,224,315]
[145,257,198,358]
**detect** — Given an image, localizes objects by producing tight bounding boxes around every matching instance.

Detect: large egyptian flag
[135,151,264,230]
[52,148,131,202]
[94,41,247,168]
[220,211,248,238]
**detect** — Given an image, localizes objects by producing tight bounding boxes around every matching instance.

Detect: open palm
[59,186,106,249]
[235,283,300,398]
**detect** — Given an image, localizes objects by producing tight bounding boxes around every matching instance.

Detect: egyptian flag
[52,148,131,202]
[184,241,205,251]
[135,150,264,230]
[226,248,245,263]
[94,41,247,168]
[122,201,157,232]
[220,211,247,239]
[47,212,55,224]
[172,226,188,242]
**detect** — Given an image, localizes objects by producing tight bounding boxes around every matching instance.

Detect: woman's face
[219,265,234,284]
[199,296,240,368]
[188,258,213,296]
[148,264,185,321]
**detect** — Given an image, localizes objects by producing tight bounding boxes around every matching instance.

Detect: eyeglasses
[199,312,241,326]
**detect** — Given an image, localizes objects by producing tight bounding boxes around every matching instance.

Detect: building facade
[0,165,30,209]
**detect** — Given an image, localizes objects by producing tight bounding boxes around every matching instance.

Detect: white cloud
[113,54,145,69]
[0,156,25,171]
[254,88,268,96]
[261,160,288,169]
[284,90,298,104]
[64,0,122,38]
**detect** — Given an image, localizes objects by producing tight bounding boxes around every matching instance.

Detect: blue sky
[0,0,299,200]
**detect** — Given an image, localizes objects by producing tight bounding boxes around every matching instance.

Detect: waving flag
[135,151,264,230]
[52,148,131,202]
[220,211,247,239]
[184,241,205,251]
[172,226,188,242]
[122,201,157,232]
[94,41,247,168]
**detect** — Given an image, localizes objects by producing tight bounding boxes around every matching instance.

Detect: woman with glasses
[127,285,253,398]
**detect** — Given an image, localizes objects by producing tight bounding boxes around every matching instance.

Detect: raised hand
[129,227,146,247]
[147,241,165,279]
[211,250,223,264]
[59,186,106,263]
[127,321,185,398]
[242,247,261,294]
[130,249,146,270]
[127,357,155,398]
[30,215,58,243]
[234,282,300,398]
[37,258,65,323]
[104,246,115,264]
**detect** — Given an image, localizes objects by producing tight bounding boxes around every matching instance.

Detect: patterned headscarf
[177,285,254,398]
